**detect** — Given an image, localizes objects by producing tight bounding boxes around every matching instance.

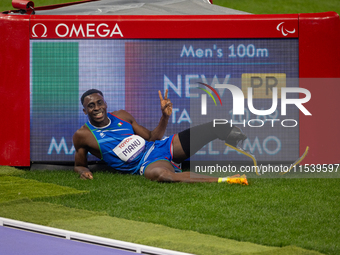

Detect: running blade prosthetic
[224,127,259,175]
[280,146,309,175]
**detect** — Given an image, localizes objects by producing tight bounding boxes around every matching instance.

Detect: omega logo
[31,23,123,38]
[31,23,47,37]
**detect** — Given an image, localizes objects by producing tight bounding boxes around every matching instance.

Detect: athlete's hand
[80,170,93,180]
[158,89,172,117]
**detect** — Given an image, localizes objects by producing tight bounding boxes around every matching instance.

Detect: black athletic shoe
[225,126,247,147]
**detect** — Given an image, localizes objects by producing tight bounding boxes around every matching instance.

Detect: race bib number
[112,135,145,163]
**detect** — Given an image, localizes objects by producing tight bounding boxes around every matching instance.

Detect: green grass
[12,169,339,255]
[50,215,281,255]
[0,199,106,225]
[0,175,87,203]
[1,0,339,14]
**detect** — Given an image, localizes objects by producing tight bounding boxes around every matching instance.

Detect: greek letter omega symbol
[32,23,47,37]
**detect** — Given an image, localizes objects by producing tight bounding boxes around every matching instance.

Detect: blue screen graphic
[30,39,299,163]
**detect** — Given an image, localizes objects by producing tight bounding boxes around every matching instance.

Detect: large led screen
[30,39,299,163]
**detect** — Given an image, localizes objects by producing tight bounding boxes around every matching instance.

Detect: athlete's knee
[156,171,175,182]
[145,167,175,182]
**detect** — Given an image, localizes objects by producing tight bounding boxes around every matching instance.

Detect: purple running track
[0,226,135,255]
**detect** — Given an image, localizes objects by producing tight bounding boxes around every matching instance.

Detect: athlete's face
[83,93,109,127]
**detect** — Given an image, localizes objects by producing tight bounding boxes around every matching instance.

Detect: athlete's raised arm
[113,89,172,141]
[147,89,172,139]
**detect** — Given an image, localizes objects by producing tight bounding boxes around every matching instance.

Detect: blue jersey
[86,113,150,174]
[86,113,181,175]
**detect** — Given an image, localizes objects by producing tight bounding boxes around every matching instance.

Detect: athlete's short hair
[81,89,103,105]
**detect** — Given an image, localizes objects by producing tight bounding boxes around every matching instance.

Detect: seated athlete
[73,88,248,184]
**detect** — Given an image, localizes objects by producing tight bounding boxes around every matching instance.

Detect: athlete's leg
[144,160,218,183]
[144,122,248,183]
[144,160,247,184]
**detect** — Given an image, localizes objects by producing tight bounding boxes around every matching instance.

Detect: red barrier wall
[0,15,30,166]
[299,12,340,164]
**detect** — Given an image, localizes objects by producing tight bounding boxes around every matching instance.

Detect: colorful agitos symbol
[197,82,223,106]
